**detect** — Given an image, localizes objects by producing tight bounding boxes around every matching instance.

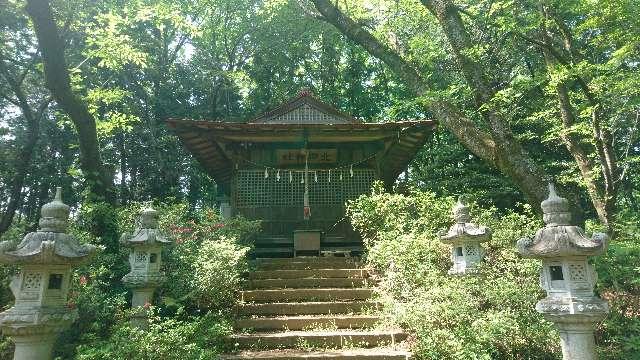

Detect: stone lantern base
[0,306,77,360]
[538,296,608,360]
[10,332,58,360]
[1,325,72,360]
[543,312,607,360]
[126,286,156,329]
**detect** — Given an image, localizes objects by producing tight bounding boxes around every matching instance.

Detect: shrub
[592,209,640,359]
[347,183,558,359]
[74,311,231,360]
[0,201,257,360]
[192,235,251,309]
[160,206,259,310]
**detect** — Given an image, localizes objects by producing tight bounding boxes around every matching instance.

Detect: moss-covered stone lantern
[517,184,608,360]
[120,207,171,326]
[0,187,97,360]
[440,197,491,275]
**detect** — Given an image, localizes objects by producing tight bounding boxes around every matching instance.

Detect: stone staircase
[222,257,410,359]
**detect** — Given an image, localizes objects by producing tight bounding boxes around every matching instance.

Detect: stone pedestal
[0,187,97,360]
[131,288,155,308]
[552,315,604,360]
[120,207,171,328]
[11,332,57,360]
[440,198,490,275]
[517,184,608,360]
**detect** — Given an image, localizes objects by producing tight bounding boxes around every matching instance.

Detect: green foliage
[592,210,640,358]
[74,311,231,360]
[158,206,259,310]
[347,182,638,359]
[0,201,259,359]
[192,235,250,309]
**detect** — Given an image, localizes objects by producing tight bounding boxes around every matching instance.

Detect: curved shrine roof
[166,92,436,190]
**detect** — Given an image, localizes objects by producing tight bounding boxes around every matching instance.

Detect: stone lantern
[517,184,608,360]
[440,197,491,275]
[120,207,171,326]
[0,187,97,360]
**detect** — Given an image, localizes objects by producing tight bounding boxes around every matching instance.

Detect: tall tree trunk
[0,60,48,236]
[536,2,618,228]
[25,0,114,203]
[311,0,556,210]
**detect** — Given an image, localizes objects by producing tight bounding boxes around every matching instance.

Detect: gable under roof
[249,90,358,124]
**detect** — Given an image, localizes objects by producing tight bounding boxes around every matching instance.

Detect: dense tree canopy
[0,0,638,235]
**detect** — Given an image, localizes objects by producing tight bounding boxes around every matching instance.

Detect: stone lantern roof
[440,197,491,244]
[0,187,97,265]
[517,184,607,258]
[120,207,171,246]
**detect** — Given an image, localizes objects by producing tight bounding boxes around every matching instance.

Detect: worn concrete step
[253,258,360,270]
[249,278,368,289]
[237,301,380,316]
[235,315,380,331]
[241,288,374,302]
[249,269,368,280]
[226,330,407,350]
[220,348,411,359]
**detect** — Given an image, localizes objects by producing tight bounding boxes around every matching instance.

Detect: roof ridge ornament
[297,88,313,97]
[541,183,571,226]
[453,196,472,224]
[39,187,70,233]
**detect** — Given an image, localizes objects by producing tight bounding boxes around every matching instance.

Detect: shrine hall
[167,90,435,257]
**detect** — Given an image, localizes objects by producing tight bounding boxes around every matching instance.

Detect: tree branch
[25,0,114,202]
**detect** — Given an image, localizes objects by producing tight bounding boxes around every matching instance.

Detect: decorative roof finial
[38,187,70,233]
[297,88,313,97]
[140,207,159,229]
[541,183,571,226]
[453,196,472,223]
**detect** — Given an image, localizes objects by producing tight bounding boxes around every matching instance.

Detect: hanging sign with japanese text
[276,149,337,165]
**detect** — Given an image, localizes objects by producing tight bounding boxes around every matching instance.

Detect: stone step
[226,330,407,350]
[237,301,380,316]
[252,247,294,258]
[234,315,380,331]
[241,288,374,302]
[321,246,365,253]
[255,237,293,245]
[249,278,369,289]
[253,258,360,270]
[220,348,411,359]
[249,269,368,280]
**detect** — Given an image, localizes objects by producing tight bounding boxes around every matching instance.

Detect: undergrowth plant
[347,182,639,360]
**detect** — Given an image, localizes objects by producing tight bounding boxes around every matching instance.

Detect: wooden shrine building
[167,91,435,257]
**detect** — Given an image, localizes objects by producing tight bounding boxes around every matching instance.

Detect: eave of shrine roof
[167,118,435,190]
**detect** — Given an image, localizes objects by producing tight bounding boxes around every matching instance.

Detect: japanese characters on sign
[277,149,337,165]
